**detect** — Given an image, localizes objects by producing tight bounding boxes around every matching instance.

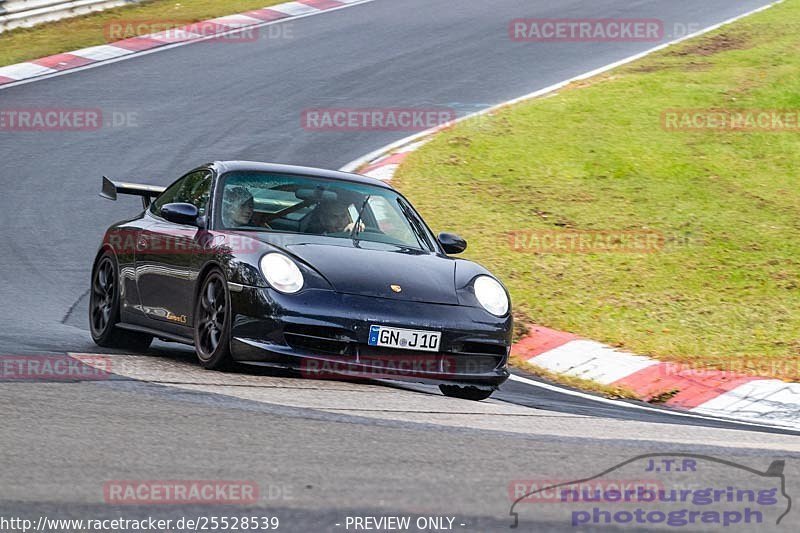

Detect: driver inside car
[307,200,365,235]
[222,186,270,228]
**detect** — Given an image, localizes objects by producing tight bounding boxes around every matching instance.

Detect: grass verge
[0,0,292,67]
[395,0,800,380]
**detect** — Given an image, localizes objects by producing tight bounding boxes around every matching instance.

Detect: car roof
[209,161,394,190]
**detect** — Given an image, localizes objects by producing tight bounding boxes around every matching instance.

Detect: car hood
[283,239,458,304]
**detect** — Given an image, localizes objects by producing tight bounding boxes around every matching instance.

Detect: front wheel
[439,384,494,401]
[194,270,233,370]
[89,252,152,351]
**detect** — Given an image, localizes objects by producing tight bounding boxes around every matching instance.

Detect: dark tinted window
[151,171,212,217]
[216,171,436,251]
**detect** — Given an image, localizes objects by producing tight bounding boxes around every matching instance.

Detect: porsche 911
[91,161,511,400]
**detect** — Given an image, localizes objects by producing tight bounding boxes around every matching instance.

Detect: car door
[135,170,212,332]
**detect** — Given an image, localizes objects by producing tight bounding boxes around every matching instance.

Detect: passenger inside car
[222,186,270,229]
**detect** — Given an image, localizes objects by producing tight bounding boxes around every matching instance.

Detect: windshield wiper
[350,195,371,244]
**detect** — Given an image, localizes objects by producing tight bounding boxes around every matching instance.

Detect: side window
[150,171,212,217]
[175,171,212,216]
[150,177,184,215]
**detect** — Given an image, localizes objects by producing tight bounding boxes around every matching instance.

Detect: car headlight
[260,253,304,294]
[473,276,509,316]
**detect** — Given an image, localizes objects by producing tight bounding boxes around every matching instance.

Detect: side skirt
[116,322,195,346]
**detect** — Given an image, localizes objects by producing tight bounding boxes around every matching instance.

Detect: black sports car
[90,161,511,400]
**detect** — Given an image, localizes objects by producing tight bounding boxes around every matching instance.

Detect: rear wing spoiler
[100,176,166,209]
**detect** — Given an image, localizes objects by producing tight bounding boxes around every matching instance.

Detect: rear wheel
[439,384,494,401]
[194,270,233,370]
[89,252,153,351]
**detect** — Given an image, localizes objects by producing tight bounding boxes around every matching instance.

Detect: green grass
[394,0,800,381]
[0,0,291,67]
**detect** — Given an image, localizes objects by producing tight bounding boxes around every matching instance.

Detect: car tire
[89,252,153,351]
[439,384,494,401]
[194,269,233,370]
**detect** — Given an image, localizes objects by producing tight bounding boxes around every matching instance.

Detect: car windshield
[216,171,436,251]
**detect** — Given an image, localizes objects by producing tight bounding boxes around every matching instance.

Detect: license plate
[368,325,441,352]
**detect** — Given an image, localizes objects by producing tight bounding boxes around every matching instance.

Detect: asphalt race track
[1,1,797,531]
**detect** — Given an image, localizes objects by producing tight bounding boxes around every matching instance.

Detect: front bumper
[229,286,511,388]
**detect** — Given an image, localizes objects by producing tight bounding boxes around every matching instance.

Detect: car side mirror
[161,203,199,225]
[438,232,467,254]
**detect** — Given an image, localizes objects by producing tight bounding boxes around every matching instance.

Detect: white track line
[340,0,784,173]
[0,0,379,90]
[508,374,798,432]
